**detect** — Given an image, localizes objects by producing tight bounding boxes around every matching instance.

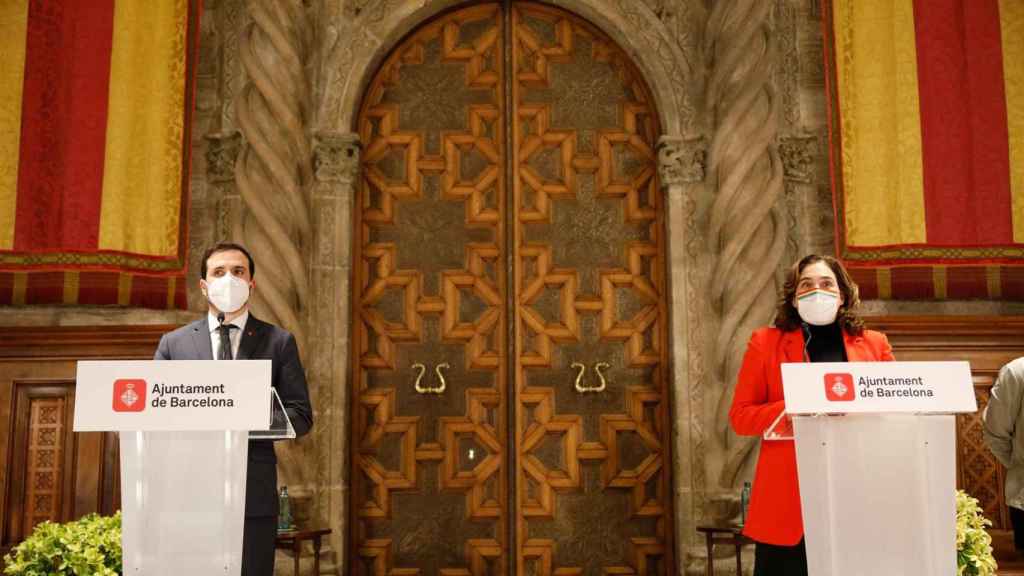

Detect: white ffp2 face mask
[206,274,250,314]
[796,289,840,326]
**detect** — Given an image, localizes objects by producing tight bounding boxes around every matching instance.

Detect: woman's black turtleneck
[803,321,847,363]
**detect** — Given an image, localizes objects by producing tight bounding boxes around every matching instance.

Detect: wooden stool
[696,523,754,576]
[274,528,331,575]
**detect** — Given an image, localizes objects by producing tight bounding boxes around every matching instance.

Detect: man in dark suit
[154,242,313,576]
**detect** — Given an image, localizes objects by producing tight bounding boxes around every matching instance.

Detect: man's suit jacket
[154,315,313,517]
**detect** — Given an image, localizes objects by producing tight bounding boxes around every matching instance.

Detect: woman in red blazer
[729,254,894,575]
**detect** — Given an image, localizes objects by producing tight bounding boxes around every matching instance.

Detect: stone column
[310,131,360,576]
[205,131,244,237]
[704,0,787,492]
[234,0,314,348]
[658,134,710,576]
[203,131,245,312]
[233,0,315,507]
[779,135,825,254]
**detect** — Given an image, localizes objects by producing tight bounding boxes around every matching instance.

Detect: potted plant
[2,512,121,576]
[957,490,997,576]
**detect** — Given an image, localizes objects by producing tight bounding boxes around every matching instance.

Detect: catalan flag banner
[0,0,200,309]
[824,0,1024,299]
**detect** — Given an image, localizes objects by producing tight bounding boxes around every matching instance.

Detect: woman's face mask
[796,289,840,326]
[794,261,843,326]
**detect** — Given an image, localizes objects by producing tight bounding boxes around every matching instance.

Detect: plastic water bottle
[278,486,293,532]
[740,481,751,526]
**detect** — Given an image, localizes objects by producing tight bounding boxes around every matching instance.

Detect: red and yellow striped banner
[824,0,1024,299]
[0,0,199,309]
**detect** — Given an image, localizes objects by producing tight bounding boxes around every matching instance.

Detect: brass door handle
[433,362,449,395]
[412,362,448,395]
[412,363,429,394]
[572,361,610,393]
[571,362,587,393]
[592,362,610,393]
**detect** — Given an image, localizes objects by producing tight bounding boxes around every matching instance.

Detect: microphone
[217,311,226,326]
[801,322,812,363]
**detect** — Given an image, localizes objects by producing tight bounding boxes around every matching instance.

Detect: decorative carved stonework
[614,0,698,133]
[218,0,244,132]
[204,131,242,183]
[775,0,801,129]
[657,136,707,186]
[313,133,360,183]
[705,0,787,493]
[779,135,818,183]
[233,0,314,500]
[319,0,393,127]
[342,0,398,19]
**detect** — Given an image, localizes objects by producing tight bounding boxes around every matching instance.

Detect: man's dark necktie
[217,324,238,360]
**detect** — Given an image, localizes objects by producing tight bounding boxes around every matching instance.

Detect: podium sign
[781,361,976,415]
[782,361,976,576]
[73,360,272,576]
[75,360,270,431]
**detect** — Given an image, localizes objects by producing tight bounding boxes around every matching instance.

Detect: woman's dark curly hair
[773,254,864,335]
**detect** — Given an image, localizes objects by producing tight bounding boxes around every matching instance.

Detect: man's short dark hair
[200,242,256,279]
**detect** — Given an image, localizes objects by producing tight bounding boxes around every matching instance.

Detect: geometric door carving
[354,4,507,574]
[512,4,671,574]
[352,3,672,573]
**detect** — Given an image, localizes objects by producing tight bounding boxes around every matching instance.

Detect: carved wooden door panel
[353,3,672,574]
[511,4,672,574]
[353,5,508,574]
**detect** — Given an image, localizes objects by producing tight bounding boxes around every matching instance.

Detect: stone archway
[347,2,675,572]
[310,1,708,574]
[302,0,716,573]
[193,0,816,571]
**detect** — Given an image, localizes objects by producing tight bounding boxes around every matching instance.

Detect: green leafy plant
[2,512,121,576]
[957,490,997,576]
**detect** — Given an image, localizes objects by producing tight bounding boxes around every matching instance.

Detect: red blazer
[728,326,894,545]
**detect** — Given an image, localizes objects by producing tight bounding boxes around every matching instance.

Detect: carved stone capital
[314,132,361,183]
[204,131,242,183]
[657,136,707,186]
[778,136,818,183]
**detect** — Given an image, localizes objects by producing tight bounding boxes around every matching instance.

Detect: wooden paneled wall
[0,317,1021,555]
[868,316,1024,531]
[0,325,171,558]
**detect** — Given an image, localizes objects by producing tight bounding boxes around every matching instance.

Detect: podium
[73,360,293,576]
[777,361,977,576]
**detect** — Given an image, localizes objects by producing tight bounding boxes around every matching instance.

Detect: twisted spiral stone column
[704,0,786,488]
[234,0,313,494]
[234,0,313,347]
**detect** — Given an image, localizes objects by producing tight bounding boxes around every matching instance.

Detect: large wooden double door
[352,3,672,574]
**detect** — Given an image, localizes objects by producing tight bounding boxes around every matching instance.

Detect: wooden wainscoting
[0,325,171,558]
[0,318,1021,562]
[867,316,1024,532]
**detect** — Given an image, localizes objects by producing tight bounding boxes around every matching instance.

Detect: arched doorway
[351,3,672,573]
